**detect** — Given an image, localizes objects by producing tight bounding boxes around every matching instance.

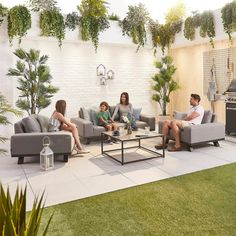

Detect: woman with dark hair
[112,92,137,129]
[48,100,89,154]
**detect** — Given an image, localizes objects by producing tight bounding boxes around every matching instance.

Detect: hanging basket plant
[120,3,150,52]
[199,10,215,48]
[65,12,80,31]
[78,0,110,52]
[0,3,8,27]
[184,12,201,41]
[221,1,236,42]
[40,9,65,47]
[7,5,31,45]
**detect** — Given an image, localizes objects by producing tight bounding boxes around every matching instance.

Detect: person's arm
[184,112,200,121]
[108,111,114,123]
[129,103,133,115]
[111,104,119,120]
[97,113,108,126]
[55,112,76,128]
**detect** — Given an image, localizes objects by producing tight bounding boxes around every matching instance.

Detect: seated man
[155,93,204,152]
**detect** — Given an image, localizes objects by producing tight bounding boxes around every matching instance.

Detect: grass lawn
[39,163,236,236]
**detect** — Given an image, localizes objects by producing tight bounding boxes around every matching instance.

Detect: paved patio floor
[1,136,236,210]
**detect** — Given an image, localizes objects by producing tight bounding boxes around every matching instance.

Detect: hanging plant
[65,12,80,31]
[184,12,201,41]
[221,1,236,42]
[28,0,60,11]
[108,13,120,21]
[40,9,65,47]
[0,3,8,26]
[78,0,110,52]
[7,5,31,45]
[120,3,150,52]
[199,10,215,48]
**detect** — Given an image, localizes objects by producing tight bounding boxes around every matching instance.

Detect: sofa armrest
[140,114,155,131]
[181,122,225,144]
[11,131,73,156]
[71,117,93,138]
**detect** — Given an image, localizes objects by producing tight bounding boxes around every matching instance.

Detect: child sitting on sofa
[97,101,117,144]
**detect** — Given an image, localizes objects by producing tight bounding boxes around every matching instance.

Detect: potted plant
[78,0,110,52]
[7,48,59,115]
[151,55,180,118]
[120,3,150,52]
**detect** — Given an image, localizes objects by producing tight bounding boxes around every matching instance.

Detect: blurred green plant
[65,12,80,31]
[0,3,8,26]
[28,0,60,12]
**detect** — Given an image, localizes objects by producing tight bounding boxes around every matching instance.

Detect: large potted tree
[151,55,180,119]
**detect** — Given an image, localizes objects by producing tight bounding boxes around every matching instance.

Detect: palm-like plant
[152,56,180,116]
[7,48,59,115]
[0,184,53,235]
[0,93,22,154]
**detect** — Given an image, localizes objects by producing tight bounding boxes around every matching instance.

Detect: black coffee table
[101,130,165,165]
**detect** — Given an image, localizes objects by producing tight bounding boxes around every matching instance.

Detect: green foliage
[28,0,60,12]
[120,3,150,52]
[108,13,120,21]
[65,12,80,31]
[7,48,59,115]
[7,5,31,45]
[0,183,53,235]
[0,3,8,26]
[199,11,215,48]
[78,0,110,52]
[184,12,201,41]
[40,9,65,47]
[221,0,236,42]
[151,56,179,115]
[0,93,22,154]
[165,2,186,25]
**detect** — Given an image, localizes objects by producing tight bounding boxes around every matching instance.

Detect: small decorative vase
[127,123,132,134]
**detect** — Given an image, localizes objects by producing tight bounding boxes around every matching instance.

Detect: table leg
[101,133,104,154]
[162,135,165,158]
[121,141,124,165]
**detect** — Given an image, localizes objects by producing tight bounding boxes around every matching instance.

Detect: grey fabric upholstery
[22,116,41,132]
[71,106,156,143]
[158,111,225,151]
[11,115,73,164]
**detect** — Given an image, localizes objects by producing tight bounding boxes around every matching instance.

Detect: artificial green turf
[39,163,236,236]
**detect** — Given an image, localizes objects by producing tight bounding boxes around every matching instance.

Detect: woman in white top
[49,100,89,154]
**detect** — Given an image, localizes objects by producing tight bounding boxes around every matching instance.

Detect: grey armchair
[158,110,225,151]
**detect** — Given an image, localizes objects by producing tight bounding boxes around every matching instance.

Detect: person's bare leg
[63,125,83,150]
[170,120,182,148]
[112,123,117,131]
[161,120,172,144]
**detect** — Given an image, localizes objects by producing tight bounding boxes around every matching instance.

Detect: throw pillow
[22,116,41,133]
[109,105,120,121]
[37,115,49,132]
[81,107,91,121]
[90,107,100,125]
[201,110,213,124]
[133,108,142,120]
[173,111,187,120]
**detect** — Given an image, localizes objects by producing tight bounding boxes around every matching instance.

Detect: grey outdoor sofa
[158,110,225,151]
[71,106,156,144]
[11,115,74,164]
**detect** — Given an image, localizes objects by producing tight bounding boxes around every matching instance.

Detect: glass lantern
[40,136,54,171]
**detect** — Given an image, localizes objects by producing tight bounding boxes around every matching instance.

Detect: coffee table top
[102,130,164,141]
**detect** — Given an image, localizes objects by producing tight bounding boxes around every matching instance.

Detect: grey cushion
[173,111,187,120]
[133,108,142,120]
[90,107,99,125]
[22,116,41,133]
[81,107,90,121]
[201,110,213,124]
[136,121,147,129]
[109,106,119,121]
[37,115,49,132]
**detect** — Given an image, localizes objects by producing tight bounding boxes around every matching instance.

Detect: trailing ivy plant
[65,12,80,31]
[184,12,201,41]
[78,0,110,52]
[40,9,65,46]
[7,48,59,115]
[28,0,60,11]
[199,10,215,48]
[0,3,8,27]
[7,5,31,45]
[120,3,150,52]
[221,1,236,42]
[108,13,120,21]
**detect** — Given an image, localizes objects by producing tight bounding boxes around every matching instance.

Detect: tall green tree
[0,93,22,154]
[152,56,180,116]
[7,48,59,115]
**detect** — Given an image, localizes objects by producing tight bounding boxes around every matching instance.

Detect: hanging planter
[184,13,201,41]
[7,5,31,45]
[0,3,7,27]
[40,9,65,47]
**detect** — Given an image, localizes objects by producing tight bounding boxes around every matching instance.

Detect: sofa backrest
[14,115,49,133]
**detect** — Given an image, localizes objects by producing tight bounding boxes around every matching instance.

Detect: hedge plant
[7,5,31,45]
[120,3,150,52]
[221,1,236,42]
[78,0,110,52]
[40,9,65,46]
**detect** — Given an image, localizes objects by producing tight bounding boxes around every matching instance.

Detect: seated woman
[48,100,89,154]
[112,92,137,130]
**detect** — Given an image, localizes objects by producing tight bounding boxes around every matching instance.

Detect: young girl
[97,101,117,143]
[48,100,89,154]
